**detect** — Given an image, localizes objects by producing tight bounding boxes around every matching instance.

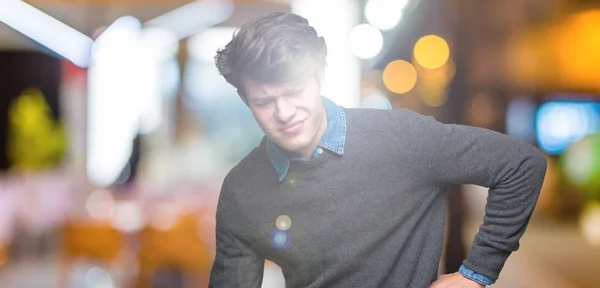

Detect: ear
[316,65,326,88]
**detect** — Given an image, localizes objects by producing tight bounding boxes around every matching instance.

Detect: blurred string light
[413,34,450,70]
[382,60,417,94]
[536,102,600,155]
[348,24,383,59]
[415,58,454,107]
[0,0,93,67]
[364,0,410,30]
[506,98,537,143]
[145,0,233,40]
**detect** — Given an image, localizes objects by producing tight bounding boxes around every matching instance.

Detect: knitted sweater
[209,108,547,287]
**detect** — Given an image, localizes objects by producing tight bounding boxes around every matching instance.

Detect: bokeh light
[415,58,454,107]
[84,266,114,288]
[276,215,292,231]
[413,34,450,69]
[110,201,144,233]
[348,24,383,59]
[561,134,600,198]
[382,60,417,94]
[360,90,393,109]
[579,202,600,248]
[86,189,115,220]
[536,102,600,155]
[151,202,180,231]
[364,0,409,30]
[270,229,291,249]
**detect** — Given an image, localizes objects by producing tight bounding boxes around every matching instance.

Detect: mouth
[279,120,305,134]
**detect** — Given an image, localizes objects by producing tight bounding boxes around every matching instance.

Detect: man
[209,12,546,288]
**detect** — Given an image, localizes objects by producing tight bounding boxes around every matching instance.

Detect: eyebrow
[283,85,305,95]
[254,95,277,103]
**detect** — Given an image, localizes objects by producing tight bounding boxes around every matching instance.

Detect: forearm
[464,147,547,280]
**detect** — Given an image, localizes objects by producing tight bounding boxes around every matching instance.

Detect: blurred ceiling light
[87,16,142,187]
[135,28,178,135]
[364,0,409,30]
[0,0,93,67]
[188,27,237,62]
[145,0,233,40]
[413,34,450,70]
[138,27,179,60]
[382,60,417,94]
[348,24,383,59]
[293,0,361,108]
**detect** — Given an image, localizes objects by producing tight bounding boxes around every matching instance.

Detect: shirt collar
[266,96,346,181]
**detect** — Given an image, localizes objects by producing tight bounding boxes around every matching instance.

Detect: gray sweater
[209,108,547,287]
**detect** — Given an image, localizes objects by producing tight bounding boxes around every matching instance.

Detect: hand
[428,272,485,288]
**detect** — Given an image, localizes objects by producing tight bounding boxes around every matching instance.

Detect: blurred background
[0,0,599,287]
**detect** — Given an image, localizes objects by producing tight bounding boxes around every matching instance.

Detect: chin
[277,136,310,153]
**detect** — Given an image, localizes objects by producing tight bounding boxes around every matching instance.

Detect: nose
[274,97,296,123]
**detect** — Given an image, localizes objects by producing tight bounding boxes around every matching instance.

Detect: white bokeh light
[348,24,383,59]
[86,189,115,220]
[110,201,144,233]
[364,0,409,30]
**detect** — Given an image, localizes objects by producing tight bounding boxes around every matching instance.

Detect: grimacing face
[240,68,327,158]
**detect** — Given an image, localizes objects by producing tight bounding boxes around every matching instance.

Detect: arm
[392,110,547,283]
[209,183,265,287]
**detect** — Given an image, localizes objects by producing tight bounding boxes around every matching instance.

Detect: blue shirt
[265,97,494,286]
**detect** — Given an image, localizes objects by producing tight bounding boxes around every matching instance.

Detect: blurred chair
[60,220,125,287]
[0,242,6,268]
[136,212,212,288]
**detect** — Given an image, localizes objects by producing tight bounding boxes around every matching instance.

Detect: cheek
[252,109,274,130]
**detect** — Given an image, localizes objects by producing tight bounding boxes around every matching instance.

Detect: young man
[209,12,546,288]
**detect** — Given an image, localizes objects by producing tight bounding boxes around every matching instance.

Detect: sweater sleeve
[390,109,547,281]
[209,179,265,287]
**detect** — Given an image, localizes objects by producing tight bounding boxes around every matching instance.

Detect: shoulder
[218,139,273,208]
[344,107,436,134]
[222,142,270,193]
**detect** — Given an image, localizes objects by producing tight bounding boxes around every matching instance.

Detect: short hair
[214,12,327,93]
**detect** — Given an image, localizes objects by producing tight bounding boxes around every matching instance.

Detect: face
[241,69,326,158]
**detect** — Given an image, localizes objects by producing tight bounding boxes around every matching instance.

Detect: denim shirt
[265,97,494,286]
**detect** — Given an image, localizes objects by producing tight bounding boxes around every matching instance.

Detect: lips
[279,120,305,134]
